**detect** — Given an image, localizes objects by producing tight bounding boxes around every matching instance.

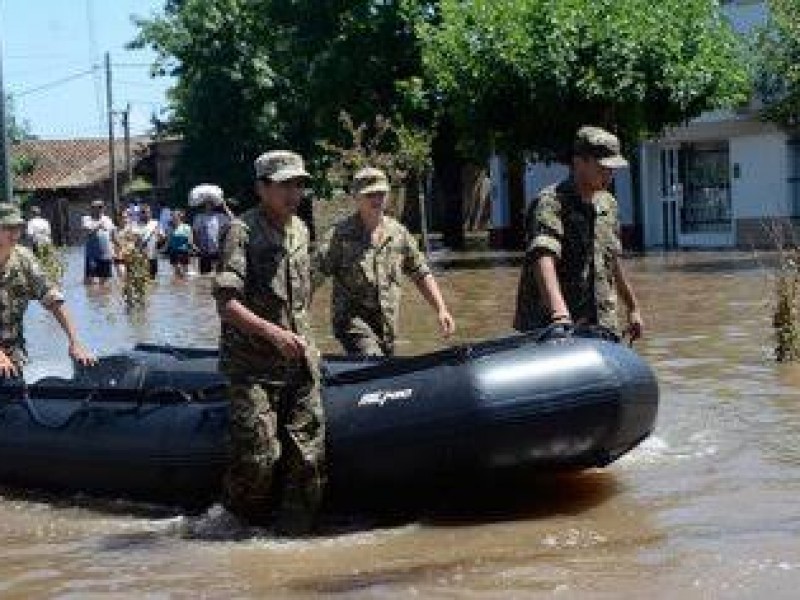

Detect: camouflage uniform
[214,206,325,532]
[313,214,431,356]
[514,178,623,334]
[0,245,63,370]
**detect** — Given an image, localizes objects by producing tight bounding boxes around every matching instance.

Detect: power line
[112,62,157,68]
[115,78,167,88]
[11,67,99,98]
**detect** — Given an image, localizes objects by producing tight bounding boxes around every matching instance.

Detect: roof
[11,137,151,192]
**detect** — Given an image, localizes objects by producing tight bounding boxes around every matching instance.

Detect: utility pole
[123,103,131,185]
[105,52,119,219]
[0,39,12,203]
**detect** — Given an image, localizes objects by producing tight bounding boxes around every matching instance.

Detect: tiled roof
[11,137,151,192]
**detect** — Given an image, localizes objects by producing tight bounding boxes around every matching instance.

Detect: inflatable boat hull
[0,332,658,506]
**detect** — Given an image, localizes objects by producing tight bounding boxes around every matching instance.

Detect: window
[679,142,732,233]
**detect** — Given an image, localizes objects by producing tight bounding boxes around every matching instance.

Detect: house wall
[491,156,636,248]
[640,122,793,249]
[730,133,789,219]
[640,143,665,248]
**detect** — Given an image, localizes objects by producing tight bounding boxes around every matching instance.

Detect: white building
[641,0,799,249]
[490,0,799,250]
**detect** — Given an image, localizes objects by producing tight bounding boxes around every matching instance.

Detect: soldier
[213,151,324,535]
[514,126,643,340]
[0,203,95,380]
[313,167,455,356]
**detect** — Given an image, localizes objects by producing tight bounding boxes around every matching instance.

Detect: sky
[2,0,174,139]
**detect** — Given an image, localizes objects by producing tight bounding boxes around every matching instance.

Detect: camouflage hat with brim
[0,203,25,227]
[255,150,311,182]
[574,126,628,169]
[353,167,390,196]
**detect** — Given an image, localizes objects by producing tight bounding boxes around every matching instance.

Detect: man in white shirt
[81,200,115,285]
[26,206,52,251]
[134,204,163,280]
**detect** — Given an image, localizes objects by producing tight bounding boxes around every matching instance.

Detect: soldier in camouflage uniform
[313,167,455,356]
[514,126,644,339]
[0,203,95,379]
[213,151,325,535]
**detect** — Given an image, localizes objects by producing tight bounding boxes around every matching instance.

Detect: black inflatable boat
[0,328,658,506]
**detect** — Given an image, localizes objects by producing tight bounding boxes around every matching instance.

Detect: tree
[132,0,439,207]
[5,95,37,178]
[419,0,751,159]
[131,0,284,204]
[756,0,800,127]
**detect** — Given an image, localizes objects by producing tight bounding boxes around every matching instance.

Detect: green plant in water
[122,248,151,311]
[773,249,800,362]
[33,244,66,286]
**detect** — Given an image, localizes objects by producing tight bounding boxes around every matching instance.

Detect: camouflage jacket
[514,178,623,333]
[0,245,64,367]
[214,209,315,375]
[313,214,431,346]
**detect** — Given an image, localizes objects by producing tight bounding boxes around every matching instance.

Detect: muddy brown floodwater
[1,248,798,599]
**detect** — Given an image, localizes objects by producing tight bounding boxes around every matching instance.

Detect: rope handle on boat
[140,386,194,404]
[535,323,575,342]
[19,381,101,430]
[534,324,622,344]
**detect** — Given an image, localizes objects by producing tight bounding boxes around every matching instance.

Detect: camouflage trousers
[222,366,326,534]
[335,317,394,357]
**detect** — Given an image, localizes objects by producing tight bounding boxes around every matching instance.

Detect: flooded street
[2,248,799,599]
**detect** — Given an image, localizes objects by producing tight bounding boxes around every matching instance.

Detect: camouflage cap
[255,150,311,182]
[574,126,628,169]
[353,167,390,196]
[0,203,25,227]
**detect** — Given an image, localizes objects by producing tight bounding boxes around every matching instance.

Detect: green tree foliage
[756,0,800,127]
[5,95,37,177]
[419,0,751,157]
[132,0,434,205]
[131,0,282,204]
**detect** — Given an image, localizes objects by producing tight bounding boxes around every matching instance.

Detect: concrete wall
[730,132,790,220]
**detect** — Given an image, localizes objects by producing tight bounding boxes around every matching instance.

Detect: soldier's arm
[612,256,643,340]
[310,228,337,293]
[532,253,571,323]
[527,195,570,323]
[414,274,456,337]
[402,227,455,336]
[26,252,95,366]
[213,220,306,359]
[0,349,19,378]
[48,303,96,366]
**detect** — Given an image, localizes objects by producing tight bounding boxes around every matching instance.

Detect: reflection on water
[3,248,800,598]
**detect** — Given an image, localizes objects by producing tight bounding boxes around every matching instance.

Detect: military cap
[0,203,25,227]
[254,150,310,182]
[574,126,628,169]
[353,167,390,196]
